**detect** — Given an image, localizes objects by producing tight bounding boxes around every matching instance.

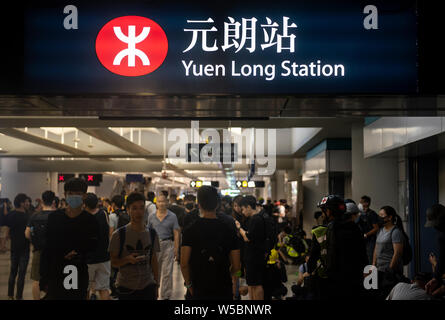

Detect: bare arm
[366,223,379,237]
[174,228,180,260]
[109,227,115,239]
[239,228,249,242]
[180,246,192,284]
[229,249,241,276]
[25,226,31,240]
[151,251,160,285]
[390,242,403,271]
[372,244,377,266]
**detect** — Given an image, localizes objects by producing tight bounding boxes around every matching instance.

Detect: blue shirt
[147,210,179,240]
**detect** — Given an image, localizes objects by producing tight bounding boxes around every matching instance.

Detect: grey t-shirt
[109,226,160,290]
[375,226,403,272]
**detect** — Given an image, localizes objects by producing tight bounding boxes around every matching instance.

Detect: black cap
[318,195,346,215]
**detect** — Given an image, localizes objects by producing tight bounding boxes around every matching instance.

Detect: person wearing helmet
[307,195,368,300]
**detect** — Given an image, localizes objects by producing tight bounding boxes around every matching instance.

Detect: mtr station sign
[24,0,417,94]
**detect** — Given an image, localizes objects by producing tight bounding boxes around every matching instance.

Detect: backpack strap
[118,225,127,259]
[148,227,157,263]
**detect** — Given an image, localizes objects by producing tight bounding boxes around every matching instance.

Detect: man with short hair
[39,178,99,300]
[144,191,157,225]
[1,193,31,300]
[109,192,160,300]
[181,186,240,300]
[147,194,180,300]
[25,190,56,300]
[183,194,199,232]
[84,193,111,300]
[358,195,380,264]
[168,194,186,230]
[109,195,127,237]
[235,195,267,300]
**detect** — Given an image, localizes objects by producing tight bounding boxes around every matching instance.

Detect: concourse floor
[0,243,298,300]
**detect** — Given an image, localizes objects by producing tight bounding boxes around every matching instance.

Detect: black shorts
[245,261,265,286]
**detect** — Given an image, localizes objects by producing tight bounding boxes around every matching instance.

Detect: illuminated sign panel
[57,174,75,183]
[79,174,103,186]
[190,180,220,188]
[236,180,265,188]
[24,0,417,94]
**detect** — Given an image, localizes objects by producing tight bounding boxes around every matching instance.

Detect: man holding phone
[39,178,99,300]
[110,192,160,300]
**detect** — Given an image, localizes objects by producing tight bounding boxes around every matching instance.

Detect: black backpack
[30,211,53,251]
[116,209,130,229]
[193,231,229,289]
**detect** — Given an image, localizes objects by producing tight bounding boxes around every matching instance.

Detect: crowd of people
[0,178,444,301]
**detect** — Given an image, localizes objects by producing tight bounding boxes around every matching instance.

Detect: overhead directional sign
[24,0,417,94]
[236,180,265,188]
[190,180,220,188]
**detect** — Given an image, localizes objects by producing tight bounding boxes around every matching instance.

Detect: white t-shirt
[109,212,119,230]
[278,205,286,223]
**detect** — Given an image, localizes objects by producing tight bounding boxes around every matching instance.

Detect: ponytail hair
[380,205,407,236]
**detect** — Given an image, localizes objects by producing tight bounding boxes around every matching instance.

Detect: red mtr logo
[95,16,168,76]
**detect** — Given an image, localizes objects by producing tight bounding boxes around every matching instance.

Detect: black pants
[8,250,30,299]
[117,284,157,300]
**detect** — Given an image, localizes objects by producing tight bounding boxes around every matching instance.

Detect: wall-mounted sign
[57,173,75,183]
[24,0,417,94]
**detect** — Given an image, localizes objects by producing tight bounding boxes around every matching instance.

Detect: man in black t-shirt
[168,194,186,230]
[1,193,31,300]
[182,194,199,232]
[181,186,241,300]
[40,178,99,300]
[235,195,267,300]
[25,190,56,300]
[358,195,380,264]
[85,193,111,300]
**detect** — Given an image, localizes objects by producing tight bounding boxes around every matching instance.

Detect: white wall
[302,172,329,234]
[0,158,51,202]
[352,123,399,211]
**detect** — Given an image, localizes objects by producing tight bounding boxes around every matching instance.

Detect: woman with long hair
[373,205,406,298]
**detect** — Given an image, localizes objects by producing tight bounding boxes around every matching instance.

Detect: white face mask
[358,203,364,212]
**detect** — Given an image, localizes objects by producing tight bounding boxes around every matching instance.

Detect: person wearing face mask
[182,194,199,232]
[39,177,99,300]
[424,204,445,298]
[307,195,368,300]
[357,195,380,265]
[372,206,408,299]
